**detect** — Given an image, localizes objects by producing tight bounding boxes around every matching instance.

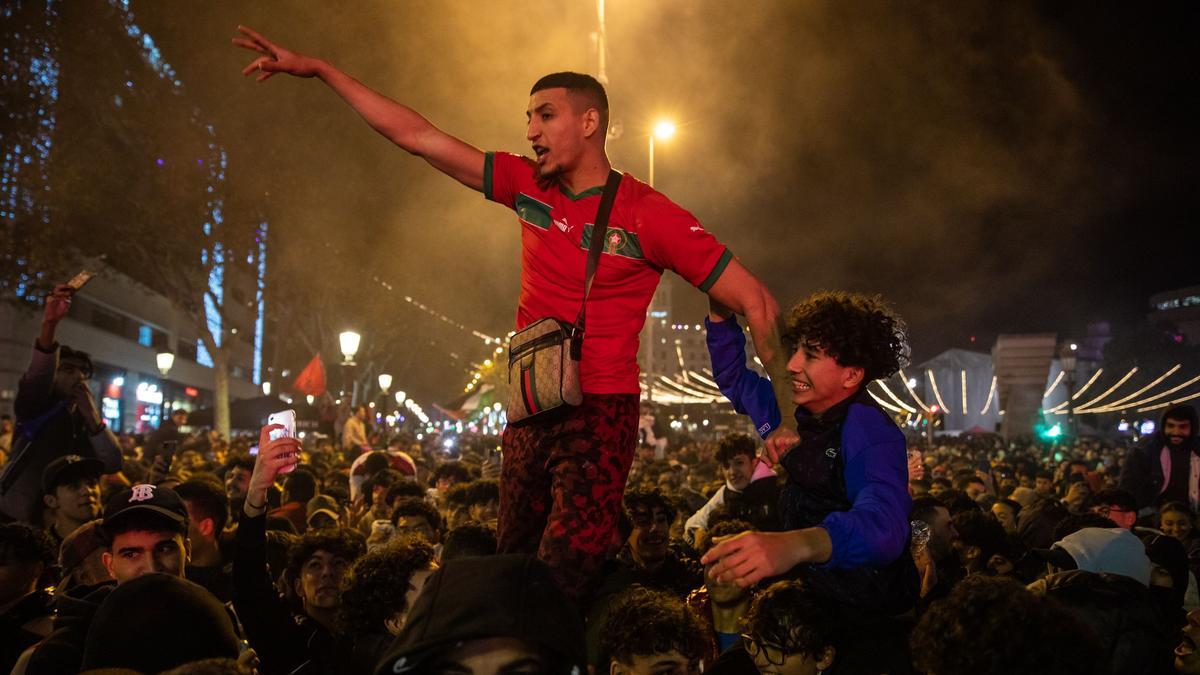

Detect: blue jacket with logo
[705,316,910,569]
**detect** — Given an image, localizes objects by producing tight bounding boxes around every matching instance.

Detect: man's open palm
[233,25,320,81]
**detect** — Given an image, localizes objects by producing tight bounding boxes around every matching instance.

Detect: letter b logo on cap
[129,484,156,503]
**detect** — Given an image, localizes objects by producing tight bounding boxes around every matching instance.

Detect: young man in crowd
[27,482,192,674]
[1121,404,1199,515]
[269,467,318,534]
[608,487,702,597]
[687,520,758,659]
[684,433,781,546]
[233,27,798,602]
[1090,487,1139,529]
[175,478,233,603]
[597,586,709,674]
[439,522,498,562]
[0,284,122,523]
[233,423,365,675]
[390,495,444,547]
[0,523,56,675]
[39,454,103,546]
[222,453,254,525]
[736,581,843,675]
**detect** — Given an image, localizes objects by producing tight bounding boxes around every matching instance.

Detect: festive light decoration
[961,370,968,416]
[1086,365,1180,413]
[926,369,949,413]
[898,369,930,412]
[875,381,917,413]
[1071,367,1137,412]
[979,376,997,415]
[1045,367,1104,413]
[1137,390,1200,413]
[1043,370,1064,399]
[868,389,905,413]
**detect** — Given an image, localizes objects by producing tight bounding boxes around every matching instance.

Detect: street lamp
[647,119,676,187]
[1060,342,1079,437]
[156,352,175,378]
[395,390,406,406]
[338,331,361,365]
[262,381,272,396]
[378,373,393,394]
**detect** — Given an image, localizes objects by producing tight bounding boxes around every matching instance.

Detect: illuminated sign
[185,387,199,397]
[136,382,163,405]
[1157,295,1200,311]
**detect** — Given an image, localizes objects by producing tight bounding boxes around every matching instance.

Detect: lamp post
[156,352,175,378]
[647,119,676,188]
[377,373,392,395]
[338,330,361,404]
[1060,342,1078,438]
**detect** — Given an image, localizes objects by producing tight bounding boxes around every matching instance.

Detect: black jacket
[1030,570,1175,675]
[232,512,352,675]
[1119,405,1199,511]
[26,582,114,675]
[0,589,54,675]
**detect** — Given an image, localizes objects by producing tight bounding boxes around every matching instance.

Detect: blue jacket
[705,317,910,569]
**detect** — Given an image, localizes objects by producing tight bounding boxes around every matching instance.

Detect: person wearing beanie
[80,573,238,674]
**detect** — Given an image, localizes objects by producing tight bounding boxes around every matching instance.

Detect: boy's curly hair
[337,536,435,635]
[782,291,909,382]
[597,586,707,669]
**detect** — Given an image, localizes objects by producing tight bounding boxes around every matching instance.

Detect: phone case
[267,410,299,473]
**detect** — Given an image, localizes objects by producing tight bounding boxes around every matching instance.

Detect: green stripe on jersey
[483,152,495,201]
[581,224,644,260]
[698,248,734,293]
[515,193,553,230]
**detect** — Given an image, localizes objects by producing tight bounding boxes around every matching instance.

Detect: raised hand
[246,424,301,515]
[43,284,73,325]
[232,25,322,81]
[762,423,800,468]
[701,530,805,588]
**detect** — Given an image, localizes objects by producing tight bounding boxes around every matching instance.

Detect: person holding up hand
[0,283,122,523]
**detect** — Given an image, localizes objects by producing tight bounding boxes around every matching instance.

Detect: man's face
[1177,610,1200,674]
[628,505,672,564]
[613,650,691,675]
[296,549,351,610]
[172,411,188,427]
[182,500,216,543]
[1166,418,1193,447]
[102,529,189,583]
[1092,503,1136,529]
[723,454,756,492]
[1162,510,1194,541]
[705,561,750,606]
[965,482,987,501]
[991,502,1017,534]
[49,476,101,523]
[52,359,88,397]
[396,562,437,632]
[395,515,437,544]
[925,506,957,562]
[526,88,590,179]
[786,344,858,415]
[225,467,252,502]
[1035,477,1054,495]
[430,636,546,675]
[745,637,832,675]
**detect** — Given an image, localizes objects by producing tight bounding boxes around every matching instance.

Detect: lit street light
[338,330,361,365]
[378,372,393,394]
[156,351,175,378]
[395,390,407,406]
[647,119,676,187]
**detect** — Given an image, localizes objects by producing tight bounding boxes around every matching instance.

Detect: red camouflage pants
[498,393,639,603]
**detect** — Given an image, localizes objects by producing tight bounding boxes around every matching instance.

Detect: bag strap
[571,169,623,360]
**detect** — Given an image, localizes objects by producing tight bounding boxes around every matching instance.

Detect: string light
[926,369,949,412]
[1045,368,1104,413]
[1087,372,1200,414]
[1087,365,1181,412]
[1137,390,1200,413]
[979,376,997,415]
[868,389,905,413]
[875,381,917,413]
[961,370,968,416]
[1043,370,1064,399]
[898,369,930,412]
[1071,367,1137,412]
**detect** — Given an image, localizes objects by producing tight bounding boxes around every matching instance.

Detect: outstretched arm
[706,261,799,465]
[233,25,485,191]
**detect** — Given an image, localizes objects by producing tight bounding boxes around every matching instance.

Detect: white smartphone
[266,409,298,473]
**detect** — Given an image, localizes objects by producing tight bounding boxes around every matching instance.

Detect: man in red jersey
[233,26,800,601]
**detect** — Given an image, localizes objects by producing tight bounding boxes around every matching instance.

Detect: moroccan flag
[293,354,326,396]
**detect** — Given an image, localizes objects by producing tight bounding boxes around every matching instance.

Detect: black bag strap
[571,169,623,360]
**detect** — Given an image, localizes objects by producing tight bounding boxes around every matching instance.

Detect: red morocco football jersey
[484,151,733,394]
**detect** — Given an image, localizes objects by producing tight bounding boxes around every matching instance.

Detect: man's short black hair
[466,479,499,507]
[283,469,317,504]
[285,528,366,581]
[338,537,435,635]
[623,487,676,522]
[58,345,94,379]
[781,291,909,382]
[361,451,391,475]
[952,509,1009,562]
[910,495,947,523]
[384,481,426,508]
[597,586,706,670]
[715,433,757,464]
[429,462,473,488]
[443,482,473,508]
[530,72,609,132]
[175,479,230,534]
[440,523,498,561]
[1091,488,1136,513]
[390,496,443,532]
[102,511,189,545]
[1052,514,1118,542]
[741,580,844,662]
[223,454,255,474]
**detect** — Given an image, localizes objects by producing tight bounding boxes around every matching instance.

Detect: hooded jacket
[374,554,586,675]
[25,582,114,675]
[1028,570,1175,675]
[1120,404,1200,511]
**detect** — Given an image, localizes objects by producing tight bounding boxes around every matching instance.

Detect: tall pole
[596,0,608,85]
[648,135,655,188]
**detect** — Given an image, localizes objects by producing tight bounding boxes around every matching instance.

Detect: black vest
[779,390,918,615]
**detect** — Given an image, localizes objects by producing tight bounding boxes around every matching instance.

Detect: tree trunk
[213,349,232,440]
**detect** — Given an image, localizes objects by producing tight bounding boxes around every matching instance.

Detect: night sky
[61,1,1200,395]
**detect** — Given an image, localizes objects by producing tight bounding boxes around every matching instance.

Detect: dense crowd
[3,367,1200,675]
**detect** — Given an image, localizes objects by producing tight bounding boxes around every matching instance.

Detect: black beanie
[81,573,239,673]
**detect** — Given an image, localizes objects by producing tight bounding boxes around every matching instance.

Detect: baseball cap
[41,454,105,494]
[1033,527,1151,586]
[306,495,340,525]
[102,483,189,530]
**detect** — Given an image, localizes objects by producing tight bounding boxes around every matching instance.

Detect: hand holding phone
[266,409,299,473]
[66,270,95,291]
